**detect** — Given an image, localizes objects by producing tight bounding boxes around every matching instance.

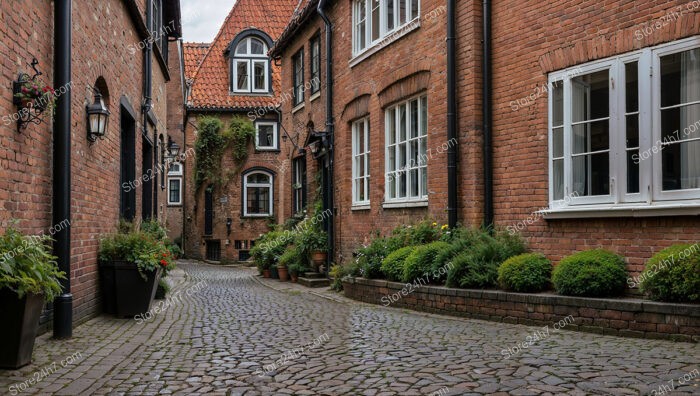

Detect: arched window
[243,170,273,216]
[231,36,269,94]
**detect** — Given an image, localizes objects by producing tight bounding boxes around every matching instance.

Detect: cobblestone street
[1,262,698,395]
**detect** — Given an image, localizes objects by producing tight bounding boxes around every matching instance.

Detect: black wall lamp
[86,87,110,143]
[226,218,233,236]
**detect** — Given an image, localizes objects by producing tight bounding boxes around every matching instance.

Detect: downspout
[446,0,457,229]
[52,0,72,339]
[318,0,334,267]
[145,0,154,218]
[482,0,493,229]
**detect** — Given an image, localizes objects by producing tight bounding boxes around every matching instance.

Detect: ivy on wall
[194,116,255,189]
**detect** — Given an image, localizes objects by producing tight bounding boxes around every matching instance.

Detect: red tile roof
[183,42,210,82]
[270,0,319,57]
[187,0,299,111]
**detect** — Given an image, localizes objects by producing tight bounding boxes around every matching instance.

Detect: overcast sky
[180,0,235,43]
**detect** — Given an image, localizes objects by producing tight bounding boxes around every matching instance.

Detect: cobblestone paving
[1,262,698,395]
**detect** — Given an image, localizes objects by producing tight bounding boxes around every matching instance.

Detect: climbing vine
[194,116,256,189]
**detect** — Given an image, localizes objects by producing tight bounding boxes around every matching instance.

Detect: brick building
[182,0,298,262]
[271,1,700,277]
[0,0,183,333]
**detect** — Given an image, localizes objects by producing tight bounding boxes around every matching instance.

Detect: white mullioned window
[352,0,420,55]
[386,95,428,202]
[255,121,278,150]
[243,171,273,216]
[167,162,183,206]
[548,36,700,210]
[231,37,269,94]
[352,117,371,205]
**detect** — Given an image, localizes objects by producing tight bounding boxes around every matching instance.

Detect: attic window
[230,37,269,94]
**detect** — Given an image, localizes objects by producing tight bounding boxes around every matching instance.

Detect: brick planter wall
[343,278,700,343]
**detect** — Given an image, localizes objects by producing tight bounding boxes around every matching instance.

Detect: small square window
[255,122,278,150]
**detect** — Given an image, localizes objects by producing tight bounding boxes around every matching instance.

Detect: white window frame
[167,162,183,206]
[352,117,371,206]
[243,171,274,217]
[547,36,700,213]
[352,0,421,56]
[231,37,269,94]
[385,95,428,204]
[255,122,278,150]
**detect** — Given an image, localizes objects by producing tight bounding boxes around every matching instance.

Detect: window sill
[292,103,305,114]
[241,214,273,219]
[540,202,700,219]
[229,92,273,97]
[352,204,371,211]
[349,19,421,68]
[382,200,428,209]
[310,92,321,102]
[167,204,182,207]
[255,148,280,153]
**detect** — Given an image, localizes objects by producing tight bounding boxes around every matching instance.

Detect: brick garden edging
[342,278,700,343]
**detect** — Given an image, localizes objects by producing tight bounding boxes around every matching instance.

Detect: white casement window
[548,37,700,211]
[231,37,269,94]
[292,49,304,107]
[385,95,428,202]
[167,162,183,206]
[352,118,371,205]
[255,122,278,150]
[352,0,420,55]
[243,171,273,216]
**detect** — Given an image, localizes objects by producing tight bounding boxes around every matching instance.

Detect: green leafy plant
[141,220,168,241]
[329,262,362,291]
[297,228,328,254]
[355,233,391,279]
[381,246,417,282]
[194,116,226,188]
[279,246,301,268]
[225,117,256,163]
[640,244,700,302]
[552,249,627,297]
[14,77,57,113]
[446,231,526,289]
[498,253,552,293]
[0,227,65,302]
[99,231,174,279]
[402,241,452,283]
[155,278,171,299]
[250,231,293,274]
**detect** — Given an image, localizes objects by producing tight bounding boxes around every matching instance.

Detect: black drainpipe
[446,0,457,229]
[318,0,334,267]
[144,0,154,218]
[482,0,493,230]
[52,0,72,339]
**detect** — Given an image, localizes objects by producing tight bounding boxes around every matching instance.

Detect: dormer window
[230,36,270,94]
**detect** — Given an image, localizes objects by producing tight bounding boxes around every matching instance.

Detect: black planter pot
[0,289,45,369]
[99,260,161,317]
[270,265,279,279]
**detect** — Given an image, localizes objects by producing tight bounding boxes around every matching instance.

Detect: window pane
[626,114,639,148]
[257,125,274,147]
[399,104,407,141]
[388,174,396,199]
[420,97,428,136]
[627,151,640,194]
[572,70,609,122]
[371,0,380,41]
[572,152,609,196]
[552,81,563,126]
[388,145,396,172]
[169,180,180,203]
[625,62,638,113]
[248,173,270,183]
[553,127,564,158]
[553,159,564,200]
[237,61,249,91]
[660,48,700,108]
[253,62,266,90]
[411,0,418,19]
[572,120,609,154]
[398,172,406,198]
[250,38,265,54]
[387,0,395,31]
[398,0,407,25]
[421,167,427,196]
[662,104,700,142]
[236,41,247,55]
[410,99,419,138]
[662,140,700,190]
[410,168,418,197]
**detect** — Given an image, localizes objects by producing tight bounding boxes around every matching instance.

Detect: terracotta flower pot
[263,269,271,278]
[277,266,289,282]
[311,251,327,269]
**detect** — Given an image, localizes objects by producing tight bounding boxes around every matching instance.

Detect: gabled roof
[270,0,320,58]
[183,42,210,81]
[187,0,299,111]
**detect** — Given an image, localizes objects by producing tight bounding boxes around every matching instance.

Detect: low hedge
[498,253,552,293]
[381,246,417,282]
[402,241,452,283]
[640,244,700,303]
[552,249,627,297]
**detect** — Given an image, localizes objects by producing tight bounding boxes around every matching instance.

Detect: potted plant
[0,227,65,369]
[309,231,329,271]
[13,77,57,113]
[155,278,170,300]
[288,262,300,283]
[98,231,172,317]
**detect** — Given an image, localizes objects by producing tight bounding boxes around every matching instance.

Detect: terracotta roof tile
[183,42,210,81]
[271,0,319,57]
[188,0,299,111]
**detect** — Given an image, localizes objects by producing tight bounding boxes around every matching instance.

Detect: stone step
[303,272,325,279]
[298,277,330,288]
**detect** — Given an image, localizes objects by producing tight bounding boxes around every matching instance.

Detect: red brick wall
[166,40,185,244]
[490,0,700,274]
[0,0,176,325]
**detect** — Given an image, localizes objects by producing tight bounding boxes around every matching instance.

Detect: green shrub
[99,231,175,277]
[402,241,452,283]
[446,231,526,289]
[0,227,65,302]
[433,231,482,282]
[355,236,391,279]
[498,253,552,293]
[552,249,627,297]
[141,219,168,241]
[639,244,700,302]
[390,220,441,247]
[250,231,293,274]
[381,246,417,281]
[329,262,362,291]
